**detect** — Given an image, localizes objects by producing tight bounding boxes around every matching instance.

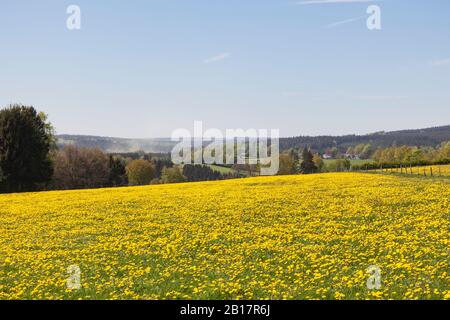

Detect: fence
[356,164,450,177]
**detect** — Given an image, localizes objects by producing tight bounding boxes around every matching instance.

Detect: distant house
[323,154,333,159]
[344,153,361,160]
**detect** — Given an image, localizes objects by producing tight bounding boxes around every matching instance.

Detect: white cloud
[430,58,450,67]
[204,52,231,64]
[323,16,365,29]
[294,0,377,4]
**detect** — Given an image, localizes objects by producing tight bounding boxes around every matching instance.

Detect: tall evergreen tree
[182,164,223,182]
[289,149,300,174]
[152,158,173,178]
[300,147,317,174]
[109,155,127,186]
[0,105,54,192]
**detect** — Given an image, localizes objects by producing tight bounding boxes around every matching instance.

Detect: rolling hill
[57,125,450,154]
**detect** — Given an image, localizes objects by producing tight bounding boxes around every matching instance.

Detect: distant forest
[57,135,176,153]
[280,125,450,153]
[58,125,450,154]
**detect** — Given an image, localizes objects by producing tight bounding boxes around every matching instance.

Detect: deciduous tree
[161,166,186,184]
[52,146,110,189]
[126,159,155,186]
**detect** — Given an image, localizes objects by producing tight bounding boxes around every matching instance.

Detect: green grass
[207,164,236,175]
[324,159,373,166]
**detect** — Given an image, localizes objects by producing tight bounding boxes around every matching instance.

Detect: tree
[52,146,110,189]
[289,149,300,173]
[313,153,325,172]
[161,166,186,184]
[330,147,339,158]
[300,147,317,174]
[182,164,223,182]
[152,158,173,178]
[109,155,127,186]
[278,153,296,175]
[353,144,365,156]
[0,105,54,192]
[333,158,351,172]
[437,141,450,162]
[126,160,155,186]
[38,112,58,151]
[360,144,372,159]
[346,146,355,157]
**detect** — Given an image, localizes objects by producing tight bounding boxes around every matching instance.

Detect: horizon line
[55,123,450,141]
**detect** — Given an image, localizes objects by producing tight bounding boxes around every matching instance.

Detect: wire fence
[356,164,450,177]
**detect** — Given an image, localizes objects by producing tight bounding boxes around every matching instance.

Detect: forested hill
[280,125,450,152]
[56,135,176,153]
[57,125,450,154]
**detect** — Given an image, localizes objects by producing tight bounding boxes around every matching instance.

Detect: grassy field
[207,164,237,175]
[0,173,448,300]
[323,159,373,166]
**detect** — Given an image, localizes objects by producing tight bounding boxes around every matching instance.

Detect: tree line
[57,126,450,156]
[0,105,235,193]
[352,143,450,170]
[279,125,450,154]
[277,148,319,175]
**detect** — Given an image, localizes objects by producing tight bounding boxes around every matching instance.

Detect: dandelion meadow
[0,173,448,300]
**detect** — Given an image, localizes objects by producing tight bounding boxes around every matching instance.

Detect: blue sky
[0,0,449,138]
